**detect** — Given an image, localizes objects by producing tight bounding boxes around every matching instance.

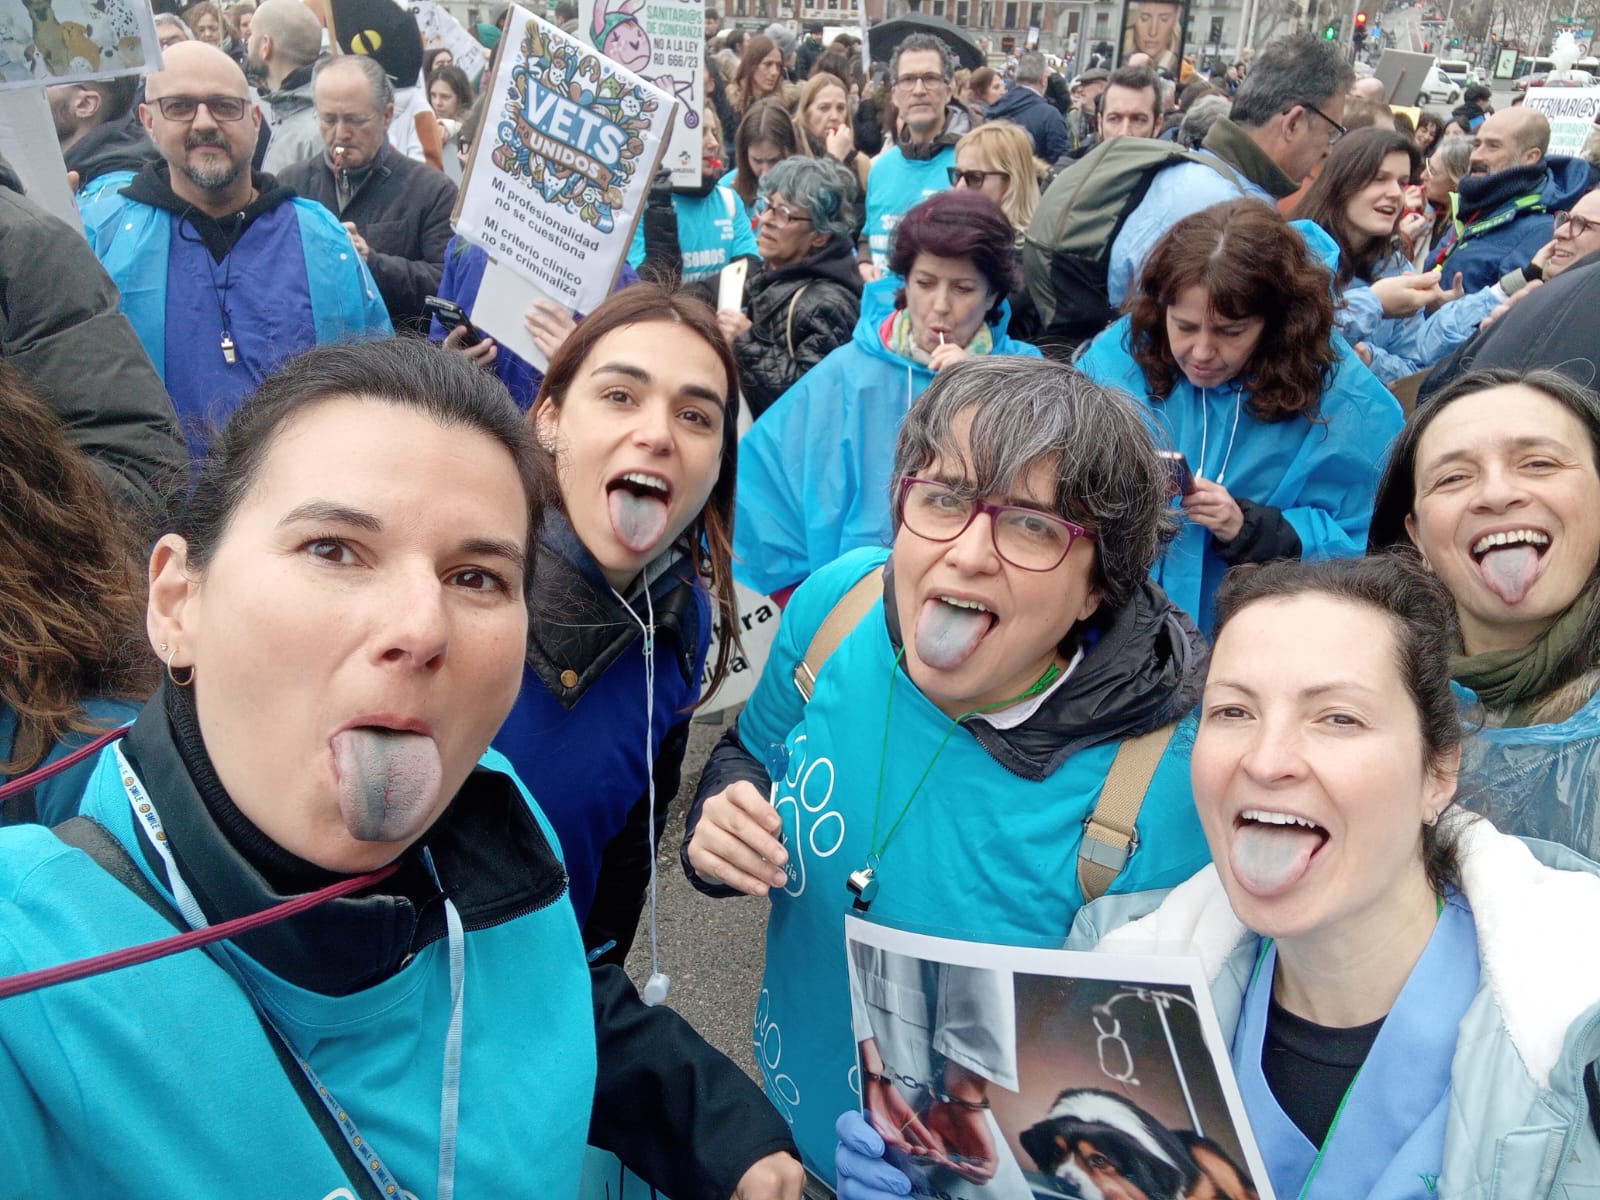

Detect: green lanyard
[845,648,1062,910]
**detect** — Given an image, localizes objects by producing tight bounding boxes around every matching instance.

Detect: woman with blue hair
[715,154,865,417]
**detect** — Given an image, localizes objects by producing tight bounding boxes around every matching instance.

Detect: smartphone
[425,295,483,346]
[1159,450,1196,496]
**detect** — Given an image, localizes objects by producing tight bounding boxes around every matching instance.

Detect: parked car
[1513,68,1599,93]
[1416,63,1462,105]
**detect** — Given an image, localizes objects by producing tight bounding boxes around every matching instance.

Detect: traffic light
[1324,21,1338,39]
[1451,36,1460,46]
[1354,9,1368,46]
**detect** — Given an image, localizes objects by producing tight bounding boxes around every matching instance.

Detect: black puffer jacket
[733,235,863,417]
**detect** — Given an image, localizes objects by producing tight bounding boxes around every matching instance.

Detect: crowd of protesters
[4,3,1600,1198]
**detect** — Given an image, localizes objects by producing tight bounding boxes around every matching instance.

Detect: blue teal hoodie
[733,277,1042,596]
[1436,156,1599,293]
[1077,224,1402,630]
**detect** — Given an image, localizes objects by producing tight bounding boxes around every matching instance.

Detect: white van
[1416,63,1462,105]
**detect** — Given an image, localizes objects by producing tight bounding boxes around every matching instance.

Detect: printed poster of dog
[578,0,702,186]
[0,0,158,88]
[453,7,675,315]
[845,918,1275,1200]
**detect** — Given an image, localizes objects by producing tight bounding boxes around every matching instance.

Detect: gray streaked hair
[759,155,860,239]
[313,52,395,114]
[1433,133,1474,185]
[1179,93,1230,149]
[1229,33,1354,129]
[154,12,193,38]
[891,357,1178,609]
[1014,52,1046,87]
[891,33,954,83]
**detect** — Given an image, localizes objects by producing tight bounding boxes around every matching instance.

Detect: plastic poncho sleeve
[1277,343,1403,561]
[733,348,876,596]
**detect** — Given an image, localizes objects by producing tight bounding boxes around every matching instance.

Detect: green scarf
[1452,583,1600,718]
[884,309,994,365]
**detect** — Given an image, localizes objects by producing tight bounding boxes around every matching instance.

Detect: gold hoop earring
[166,647,194,688]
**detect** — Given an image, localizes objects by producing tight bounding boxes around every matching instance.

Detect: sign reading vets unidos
[453,8,676,312]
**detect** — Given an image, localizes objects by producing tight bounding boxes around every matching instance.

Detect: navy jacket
[1437,156,1598,293]
[985,82,1071,163]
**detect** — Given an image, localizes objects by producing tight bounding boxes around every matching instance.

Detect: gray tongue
[331,728,443,842]
[1479,543,1540,605]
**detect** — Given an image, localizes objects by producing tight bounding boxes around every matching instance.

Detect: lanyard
[116,748,466,1200]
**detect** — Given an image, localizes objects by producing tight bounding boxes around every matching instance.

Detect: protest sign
[453,7,676,314]
[1524,87,1600,158]
[844,918,1277,1200]
[698,581,780,714]
[0,0,157,87]
[578,0,704,187]
[404,0,486,82]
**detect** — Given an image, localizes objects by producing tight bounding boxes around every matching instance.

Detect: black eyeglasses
[895,71,948,91]
[754,197,812,228]
[1555,210,1598,238]
[153,95,249,122]
[1295,101,1347,145]
[896,476,1095,572]
[948,167,1009,188]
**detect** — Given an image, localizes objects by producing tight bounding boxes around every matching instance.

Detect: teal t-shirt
[627,185,759,281]
[864,146,954,263]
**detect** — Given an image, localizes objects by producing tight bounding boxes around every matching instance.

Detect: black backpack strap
[52,817,386,1200]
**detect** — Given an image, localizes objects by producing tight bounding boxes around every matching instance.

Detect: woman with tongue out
[0,339,801,1199]
[1076,200,1402,632]
[839,553,1600,1200]
[491,284,743,972]
[683,357,1214,1183]
[1368,368,1600,861]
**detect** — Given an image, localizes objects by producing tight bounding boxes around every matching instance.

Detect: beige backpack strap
[793,566,884,702]
[784,283,812,359]
[1077,721,1178,904]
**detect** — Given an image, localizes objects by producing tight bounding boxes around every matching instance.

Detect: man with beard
[1431,107,1599,293]
[80,42,390,460]
[862,34,975,274]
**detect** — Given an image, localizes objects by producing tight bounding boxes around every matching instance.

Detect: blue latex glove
[836,1110,912,1199]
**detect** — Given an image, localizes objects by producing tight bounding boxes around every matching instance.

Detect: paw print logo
[753,987,801,1123]
[772,735,846,898]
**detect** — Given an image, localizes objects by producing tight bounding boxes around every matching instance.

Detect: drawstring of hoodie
[609,579,671,1006]
[1196,385,1243,488]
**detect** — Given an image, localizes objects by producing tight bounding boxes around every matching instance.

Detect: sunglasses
[947,168,1009,189]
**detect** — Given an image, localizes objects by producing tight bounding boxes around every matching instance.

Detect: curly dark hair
[1128,199,1336,423]
[0,364,156,778]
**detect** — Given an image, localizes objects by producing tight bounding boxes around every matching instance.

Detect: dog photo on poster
[1116,0,1188,74]
[845,917,1272,1200]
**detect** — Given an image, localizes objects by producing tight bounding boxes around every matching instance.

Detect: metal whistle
[847,866,878,911]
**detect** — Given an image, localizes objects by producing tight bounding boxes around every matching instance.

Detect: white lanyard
[115,745,465,1200]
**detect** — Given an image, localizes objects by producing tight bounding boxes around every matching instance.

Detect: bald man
[1434,106,1600,292]
[79,42,391,459]
[1349,74,1385,103]
[249,0,326,173]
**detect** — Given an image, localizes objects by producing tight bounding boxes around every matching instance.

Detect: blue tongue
[332,728,443,842]
[1480,544,1539,605]
[914,597,991,670]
